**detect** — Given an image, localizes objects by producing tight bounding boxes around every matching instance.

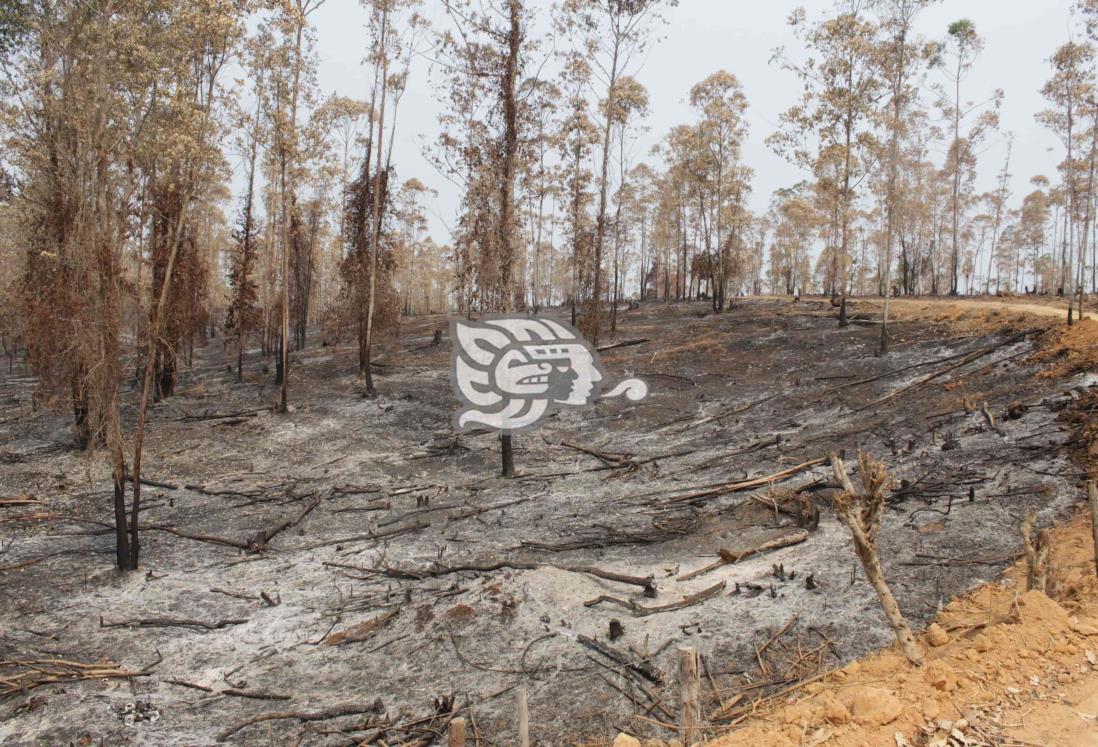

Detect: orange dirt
[855,298,1062,336]
[688,509,1098,747]
[1033,318,1098,380]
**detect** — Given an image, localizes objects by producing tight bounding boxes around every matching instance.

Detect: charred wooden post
[1022,512,1050,594]
[502,434,515,478]
[829,451,923,665]
[1035,529,1051,592]
[678,646,701,745]
[516,686,529,747]
[1088,481,1098,577]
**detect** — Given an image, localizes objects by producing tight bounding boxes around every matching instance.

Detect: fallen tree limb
[444,496,532,523]
[666,458,827,504]
[559,441,633,467]
[514,528,679,553]
[178,408,267,422]
[856,331,1031,412]
[165,679,289,701]
[220,688,292,701]
[325,559,657,596]
[678,530,810,581]
[584,580,725,617]
[296,521,427,551]
[246,495,321,553]
[184,484,264,499]
[577,634,664,683]
[125,474,179,490]
[217,701,385,742]
[757,613,799,659]
[826,345,984,392]
[0,658,138,699]
[596,338,649,352]
[166,678,215,693]
[37,514,249,550]
[680,436,783,475]
[0,497,42,508]
[209,587,260,601]
[99,615,248,632]
[662,392,779,432]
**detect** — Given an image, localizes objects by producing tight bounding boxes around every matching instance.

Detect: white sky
[293,0,1079,245]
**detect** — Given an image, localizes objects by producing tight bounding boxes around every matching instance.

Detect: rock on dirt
[925,622,949,647]
[847,686,902,726]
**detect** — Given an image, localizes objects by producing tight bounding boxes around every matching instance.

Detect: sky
[293,0,1080,245]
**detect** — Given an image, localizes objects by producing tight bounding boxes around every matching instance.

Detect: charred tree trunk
[501,434,514,479]
[362,6,392,398]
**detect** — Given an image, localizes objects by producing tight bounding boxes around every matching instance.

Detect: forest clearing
[2,298,1096,745]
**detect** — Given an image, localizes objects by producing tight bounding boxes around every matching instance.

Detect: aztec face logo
[450,317,648,433]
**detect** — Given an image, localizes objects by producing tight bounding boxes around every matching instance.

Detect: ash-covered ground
[0,299,1091,746]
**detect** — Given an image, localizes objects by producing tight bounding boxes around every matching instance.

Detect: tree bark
[363,5,391,397]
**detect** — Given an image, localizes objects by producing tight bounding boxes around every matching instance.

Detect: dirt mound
[694,510,1098,746]
[1034,317,1098,379]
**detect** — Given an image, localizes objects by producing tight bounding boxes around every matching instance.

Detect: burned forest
[2,1,1098,746]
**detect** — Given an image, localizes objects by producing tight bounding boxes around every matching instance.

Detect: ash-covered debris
[0,300,1087,745]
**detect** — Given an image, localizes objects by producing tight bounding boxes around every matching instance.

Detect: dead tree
[1021,511,1051,595]
[829,451,923,665]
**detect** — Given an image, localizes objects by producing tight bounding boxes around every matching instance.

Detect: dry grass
[1033,317,1098,379]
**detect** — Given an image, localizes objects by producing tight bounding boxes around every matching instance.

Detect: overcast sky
[296,0,1079,245]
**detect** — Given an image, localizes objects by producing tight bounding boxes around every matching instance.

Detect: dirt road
[871,296,1074,320]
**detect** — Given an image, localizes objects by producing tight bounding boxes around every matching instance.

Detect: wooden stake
[1034,528,1050,593]
[1089,480,1098,578]
[502,434,515,479]
[448,717,466,747]
[1021,512,1050,594]
[516,686,529,747]
[678,646,701,746]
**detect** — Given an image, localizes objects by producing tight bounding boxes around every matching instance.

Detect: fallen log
[99,615,248,631]
[856,331,1032,412]
[165,679,290,701]
[666,458,827,504]
[559,441,633,467]
[297,521,426,551]
[576,634,664,683]
[37,515,249,550]
[662,392,779,432]
[246,495,321,553]
[0,658,138,699]
[178,408,267,422]
[220,688,291,701]
[678,530,809,581]
[125,474,179,490]
[0,497,42,508]
[325,559,658,596]
[217,701,386,742]
[596,338,649,352]
[584,580,726,617]
[757,613,799,659]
